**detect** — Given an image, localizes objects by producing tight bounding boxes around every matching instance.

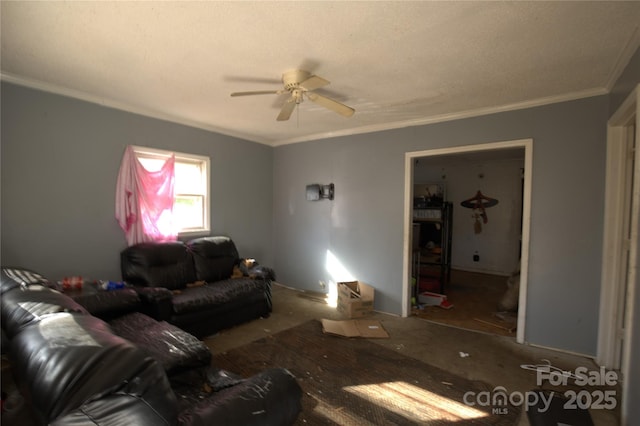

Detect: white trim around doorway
[597,88,637,370]
[597,84,639,425]
[402,138,533,344]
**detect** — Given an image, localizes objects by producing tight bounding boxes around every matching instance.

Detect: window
[133,146,210,236]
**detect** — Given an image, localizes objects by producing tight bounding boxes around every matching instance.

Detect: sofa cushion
[121,241,196,290]
[171,278,265,315]
[188,237,239,282]
[1,286,89,339]
[1,268,88,339]
[10,312,178,423]
[1,267,50,294]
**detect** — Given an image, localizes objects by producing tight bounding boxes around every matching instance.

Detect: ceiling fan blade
[224,75,281,84]
[306,92,355,117]
[230,90,280,97]
[299,75,329,91]
[277,97,297,121]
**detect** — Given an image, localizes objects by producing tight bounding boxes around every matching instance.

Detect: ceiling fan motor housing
[282,70,312,90]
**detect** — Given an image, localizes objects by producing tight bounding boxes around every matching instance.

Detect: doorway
[597,84,639,424]
[402,139,533,344]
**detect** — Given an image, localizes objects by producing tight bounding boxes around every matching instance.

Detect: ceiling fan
[230,70,355,121]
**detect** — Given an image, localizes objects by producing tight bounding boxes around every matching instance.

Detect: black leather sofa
[121,236,273,338]
[1,267,302,426]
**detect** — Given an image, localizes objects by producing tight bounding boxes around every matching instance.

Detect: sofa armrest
[247,264,276,281]
[71,288,141,320]
[109,312,211,375]
[134,286,174,321]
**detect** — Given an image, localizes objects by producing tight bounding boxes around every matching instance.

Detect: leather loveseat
[0,267,302,426]
[120,236,273,338]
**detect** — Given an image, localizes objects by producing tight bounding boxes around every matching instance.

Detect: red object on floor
[439,300,454,309]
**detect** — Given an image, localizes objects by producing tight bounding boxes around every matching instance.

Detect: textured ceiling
[2,1,639,146]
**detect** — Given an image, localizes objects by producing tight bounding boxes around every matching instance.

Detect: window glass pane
[174,195,204,229]
[137,157,165,172]
[175,162,204,194]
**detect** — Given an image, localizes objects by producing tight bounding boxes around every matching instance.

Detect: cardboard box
[418,291,453,309]
[337,281,375,318]
[321,319,389,338]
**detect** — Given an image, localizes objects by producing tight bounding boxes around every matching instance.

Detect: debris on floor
[321,319,390,338]
[416,291,454,309]
[418,291,447,306]
[439,300,454,309]
[494,311,517,324]
[473,317,516,333]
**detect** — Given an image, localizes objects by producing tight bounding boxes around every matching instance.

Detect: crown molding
[2,72,608,148]
[605,25,640,91]
[0,72,273,146]
[272,87,608,146]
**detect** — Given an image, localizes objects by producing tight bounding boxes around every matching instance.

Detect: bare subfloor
[205,283,620,426]
[414,269,518,337]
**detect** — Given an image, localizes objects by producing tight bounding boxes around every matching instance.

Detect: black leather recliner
[1,267,302,426]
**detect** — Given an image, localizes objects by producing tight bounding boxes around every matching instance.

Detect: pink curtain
[115,146,177,246]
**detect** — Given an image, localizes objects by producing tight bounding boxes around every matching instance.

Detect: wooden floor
[412,269,518,337]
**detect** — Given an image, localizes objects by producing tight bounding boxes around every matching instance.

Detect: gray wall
[1,82,274,281]
[273,96,608,355]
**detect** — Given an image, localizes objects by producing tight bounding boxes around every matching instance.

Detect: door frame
[597,85,638,369]
[402,138,533,344]
[597,84,639,424]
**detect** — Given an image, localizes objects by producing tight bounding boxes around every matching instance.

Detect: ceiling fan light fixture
[230,68,355,121]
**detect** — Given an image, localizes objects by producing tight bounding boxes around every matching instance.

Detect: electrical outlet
[318,280,326,289]
[473,253,480,262]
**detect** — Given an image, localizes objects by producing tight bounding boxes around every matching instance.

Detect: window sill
[178,229,211,239]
